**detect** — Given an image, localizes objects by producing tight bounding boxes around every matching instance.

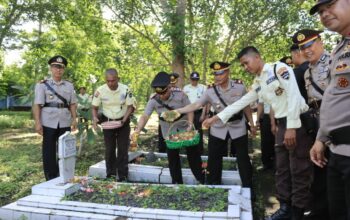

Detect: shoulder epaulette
[150,93,158,99]
[39,79,47,84]
[63,79,73,84]
[207,83,215,89]
[170,87,182,92]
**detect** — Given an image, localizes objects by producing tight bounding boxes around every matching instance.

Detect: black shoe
[265,203,292,220]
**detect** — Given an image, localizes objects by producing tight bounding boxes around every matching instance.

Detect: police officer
[203,48,313,220]
[293,29,331,220]
[162,62,255,187]
[91,68,135,181]
[131,72,204,184]
[290,44,309,103]
[183,72,207,154]
[33,55,77,180]
[309,0,350,219]
[169,72,181,90]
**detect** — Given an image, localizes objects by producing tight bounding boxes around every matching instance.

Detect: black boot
[292,206,304,220]
[265,202,292,220]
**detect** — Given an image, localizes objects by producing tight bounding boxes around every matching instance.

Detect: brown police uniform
[144,90,204,184]
[197,78,252,187]
[92,83,134,180]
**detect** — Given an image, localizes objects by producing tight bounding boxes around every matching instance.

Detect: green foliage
[0,111,33,129]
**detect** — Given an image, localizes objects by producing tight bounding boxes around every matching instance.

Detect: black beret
[310,0,333,15]
[151,72,170,93]
[48,55,68,66]
[209,61,231,75]
[190,72,200,80]
[292,29,323,48]
[280,56,293,67]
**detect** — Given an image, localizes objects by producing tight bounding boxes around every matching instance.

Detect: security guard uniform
[293,29,331,220]
[217,62,313,214]
[92,82,134,180]
[183,72,206,154]
[34,55,77,180]
[316,35,350,219]
[197,62,252,187]
[144,72,204,184]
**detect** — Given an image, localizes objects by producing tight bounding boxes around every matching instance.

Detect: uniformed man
[293,29,331,220]
[290,44,309,103]
[202,48,313,220]
[162,62,255,187]
[309,0,350,219]
[131,72,204,184]
[91,68,135,181]
[169,72,181,90]
[183,72,207,154]
[33,55,77,180]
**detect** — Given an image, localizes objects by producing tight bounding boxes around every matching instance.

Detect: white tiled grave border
[89,151,241,185]
[1,177,252,220]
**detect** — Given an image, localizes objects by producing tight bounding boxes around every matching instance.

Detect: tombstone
[58,131,77,183]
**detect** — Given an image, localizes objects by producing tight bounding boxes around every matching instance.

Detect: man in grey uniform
[293,29,331,220]
[202,48,313,220]
[162,61,255,187]
[33,55,77,180]
[309,0,350,219]
[132,72,204,184]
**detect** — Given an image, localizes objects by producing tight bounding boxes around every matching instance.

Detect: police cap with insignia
[169,72,179,84]
[209,61,231,75]
[48,55,68,67]
[190,71,200,80]
[280,56,294,67]
[151,72,170,94]
[292,29,323,50]
[310,0,333,15]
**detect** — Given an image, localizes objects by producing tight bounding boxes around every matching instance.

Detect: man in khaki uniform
[293,29,331,220]
[132,72,204,184]
[202,48,313,220]
[309,0,350,219]
[33,55,77,180]
[92,68,134,181]
[183,72,207,154]
[163,62,255,187]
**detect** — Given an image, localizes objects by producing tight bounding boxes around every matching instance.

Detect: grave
[58,131,77,183]
[89,151,242,185]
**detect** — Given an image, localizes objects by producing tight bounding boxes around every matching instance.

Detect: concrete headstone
[58,131,76,183]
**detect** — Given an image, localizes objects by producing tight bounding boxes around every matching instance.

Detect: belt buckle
[58,103,64,108]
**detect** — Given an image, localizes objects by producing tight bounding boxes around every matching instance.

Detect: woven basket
[165,120,200,149]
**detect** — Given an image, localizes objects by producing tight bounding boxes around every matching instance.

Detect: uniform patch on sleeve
[94,91,100,98]
[277,67,289,80]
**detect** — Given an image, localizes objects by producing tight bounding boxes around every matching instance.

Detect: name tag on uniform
[266,76,277,85]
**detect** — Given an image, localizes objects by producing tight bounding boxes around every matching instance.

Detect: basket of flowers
[165,120,200,149]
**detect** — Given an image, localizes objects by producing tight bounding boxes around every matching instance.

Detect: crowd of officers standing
[32,0,349,219]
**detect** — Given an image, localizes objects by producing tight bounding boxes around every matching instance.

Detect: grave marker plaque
[58,131,76,183]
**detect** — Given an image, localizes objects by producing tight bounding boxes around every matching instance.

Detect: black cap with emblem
[48,55,68,67]
[292,29,323,50]
[209,61,231,75]
[190,71,200,80]
[151,72,170,94]
[310,0,333,15]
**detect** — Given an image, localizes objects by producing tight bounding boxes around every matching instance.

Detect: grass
[0,110,276,219]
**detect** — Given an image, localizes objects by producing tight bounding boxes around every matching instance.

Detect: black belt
[328,125,350,145]
[214,110,243,122]
[275,117,286,125]
[44,102,69,108]
[309,100,322,109]
[102,115,123,121]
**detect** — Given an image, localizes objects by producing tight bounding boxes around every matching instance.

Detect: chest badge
[49,94,54,100]
[338,77,349,88]
[275,87,284,96]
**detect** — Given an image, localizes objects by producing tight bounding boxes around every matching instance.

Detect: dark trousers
[42,125,71,180]
[327,152,350,220]
[275,119,313,208]
[193,109,204,155]
[158,125,166,153]
[167,144,204,184]
[260,114,275,167]
[103,121,130,180]
[207,133,252,187]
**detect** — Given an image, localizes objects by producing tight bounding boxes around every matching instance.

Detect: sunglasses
[51,64,65,69]
[155,88,168,95]
[213,69,226,75]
